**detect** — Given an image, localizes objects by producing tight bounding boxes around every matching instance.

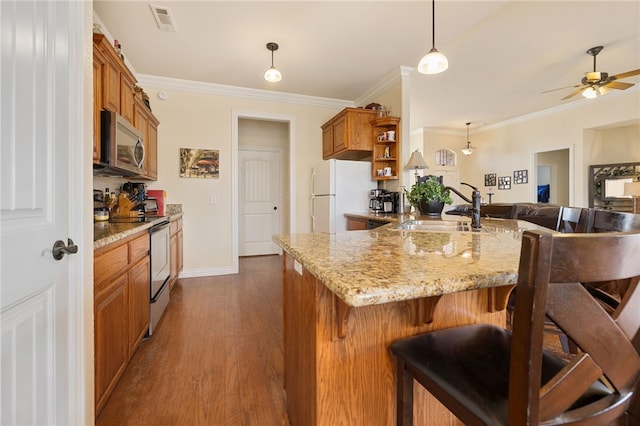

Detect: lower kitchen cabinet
[169,216,183,290]
[94,231,150,416]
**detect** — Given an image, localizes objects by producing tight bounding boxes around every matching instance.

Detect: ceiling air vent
[150,4,176,32]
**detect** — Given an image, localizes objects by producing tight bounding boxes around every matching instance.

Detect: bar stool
[390,230,640,425]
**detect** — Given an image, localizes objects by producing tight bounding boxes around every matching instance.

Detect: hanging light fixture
[461,122,475,156]
[264,42,282,82]
[417,0,448,75]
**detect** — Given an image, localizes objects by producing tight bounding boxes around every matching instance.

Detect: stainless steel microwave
[94,110,145,177]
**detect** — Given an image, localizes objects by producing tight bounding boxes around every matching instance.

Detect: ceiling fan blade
[541,84,581,94]
[608,68,640,80]
[602,81,634,90]
[561,87,585,100]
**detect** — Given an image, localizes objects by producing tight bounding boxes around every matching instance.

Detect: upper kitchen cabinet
[133,96,159,181]
[321,108,377,160]
[93,33,159,180]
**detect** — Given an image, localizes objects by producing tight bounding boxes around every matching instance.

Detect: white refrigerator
[311,159,373,233]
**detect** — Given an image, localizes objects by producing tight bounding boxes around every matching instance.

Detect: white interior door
[239,148,281,256]
[1,1,86,424]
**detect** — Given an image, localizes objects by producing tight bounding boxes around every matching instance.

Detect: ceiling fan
[543,46,640,100]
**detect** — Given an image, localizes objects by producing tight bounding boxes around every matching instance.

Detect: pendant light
[264,42,282,82]
[461,122,475,156]
[417,0,448,75]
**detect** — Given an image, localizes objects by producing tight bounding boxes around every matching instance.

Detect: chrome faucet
[444,183,482,230]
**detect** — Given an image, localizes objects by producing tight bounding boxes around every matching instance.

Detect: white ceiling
[93,1,640,132]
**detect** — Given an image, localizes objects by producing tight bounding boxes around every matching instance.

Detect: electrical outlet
[210,194,216,204]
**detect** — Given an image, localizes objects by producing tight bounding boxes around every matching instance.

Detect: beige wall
[139,85,344,275]
[418,91,640,207]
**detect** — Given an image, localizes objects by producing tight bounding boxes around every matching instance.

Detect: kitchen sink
[389,220,489,233]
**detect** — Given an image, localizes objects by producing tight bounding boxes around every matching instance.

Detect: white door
[239,148,281,256]
[1,1,86,424]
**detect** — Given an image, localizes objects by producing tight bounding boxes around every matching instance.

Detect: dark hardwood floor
[96,255,288,426]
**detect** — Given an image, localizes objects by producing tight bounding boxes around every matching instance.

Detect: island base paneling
[283,253,507,426]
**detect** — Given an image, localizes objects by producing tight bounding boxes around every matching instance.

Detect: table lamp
[624,180,640,214]
[405,150,428,183]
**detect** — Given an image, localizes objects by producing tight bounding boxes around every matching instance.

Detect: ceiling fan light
[264,66,282,82]
[582,86,597,99]
[418,48,449,75]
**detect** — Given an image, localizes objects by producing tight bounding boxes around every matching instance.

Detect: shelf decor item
[406,176,453,216]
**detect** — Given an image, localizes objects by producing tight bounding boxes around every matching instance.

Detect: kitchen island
[273,216,546,426]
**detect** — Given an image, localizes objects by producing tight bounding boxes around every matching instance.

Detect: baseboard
[178,266,235,279]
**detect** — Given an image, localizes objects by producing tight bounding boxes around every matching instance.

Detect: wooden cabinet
[346,217,368,230]
[94,231,150,416]
[93,33,159,180]
[371,116,400,181]
[169,216,183,290]
[321,108,377,160]
[133,97,159,181]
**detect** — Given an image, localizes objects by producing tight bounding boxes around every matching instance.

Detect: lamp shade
[624,181,640,196]
[405,150,428,170]
[417,49,448,75]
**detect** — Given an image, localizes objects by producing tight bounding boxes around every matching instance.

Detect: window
[435,149,456,166]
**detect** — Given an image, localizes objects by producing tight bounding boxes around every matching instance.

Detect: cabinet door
[346,217,367,231]
[93,54,103,163]
[332,115,347,153]
[169,233,178,289]
[120,76,135,123]
[177,229,183,273]
[322,124,334,159]
[128,257,150,356]
[94,273,128,414]
[147,118,158,180]
[101,59,120,113]
[133,101,149,175]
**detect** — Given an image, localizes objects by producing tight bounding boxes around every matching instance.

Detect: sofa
[446,202,561,230]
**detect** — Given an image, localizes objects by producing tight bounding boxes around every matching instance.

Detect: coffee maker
[370,189,400,214]
[369,189,387,213]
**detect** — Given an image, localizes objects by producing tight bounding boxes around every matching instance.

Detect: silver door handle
[52,238,78,260]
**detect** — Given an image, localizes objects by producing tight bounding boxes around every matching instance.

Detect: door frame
[231,111,295,274]
[532,146,574,206]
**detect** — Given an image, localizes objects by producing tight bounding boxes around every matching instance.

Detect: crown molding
[137,74,354,109]
[355,66,411,106]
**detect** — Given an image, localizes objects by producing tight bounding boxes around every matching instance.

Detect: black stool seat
[390,324,611,425]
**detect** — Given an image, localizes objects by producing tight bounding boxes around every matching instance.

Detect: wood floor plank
[96,255,287,426]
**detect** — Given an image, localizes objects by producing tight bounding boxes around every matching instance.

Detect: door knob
[273,206,278,210]
[52,238,78,260]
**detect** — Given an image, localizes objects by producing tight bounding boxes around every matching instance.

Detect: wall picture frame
[498,176,511,190]
[513,169,528,184]
[484,173,496,186]
[180,148,220,178]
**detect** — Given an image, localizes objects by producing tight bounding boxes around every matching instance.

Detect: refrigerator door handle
[310,196,316,231]
[311,169,316,196]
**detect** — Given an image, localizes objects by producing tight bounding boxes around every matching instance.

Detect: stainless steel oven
[149,219,170,335]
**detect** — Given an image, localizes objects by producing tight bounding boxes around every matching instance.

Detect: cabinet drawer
[95,244,128,286]
[129,233,149,264]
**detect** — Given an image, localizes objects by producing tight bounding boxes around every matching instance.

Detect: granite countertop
[273,215,550,307]
[94,213,183,250]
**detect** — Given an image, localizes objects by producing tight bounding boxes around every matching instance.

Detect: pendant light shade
[417,0,448,75]
[461,122,475,156]
[264,42,282,82]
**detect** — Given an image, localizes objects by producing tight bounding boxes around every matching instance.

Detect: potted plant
[406,176,453,216]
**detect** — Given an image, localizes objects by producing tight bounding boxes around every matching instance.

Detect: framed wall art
[180,148,220,178]
[513,169,528,184]
[498,176,511,190]
[484,173,496,186]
